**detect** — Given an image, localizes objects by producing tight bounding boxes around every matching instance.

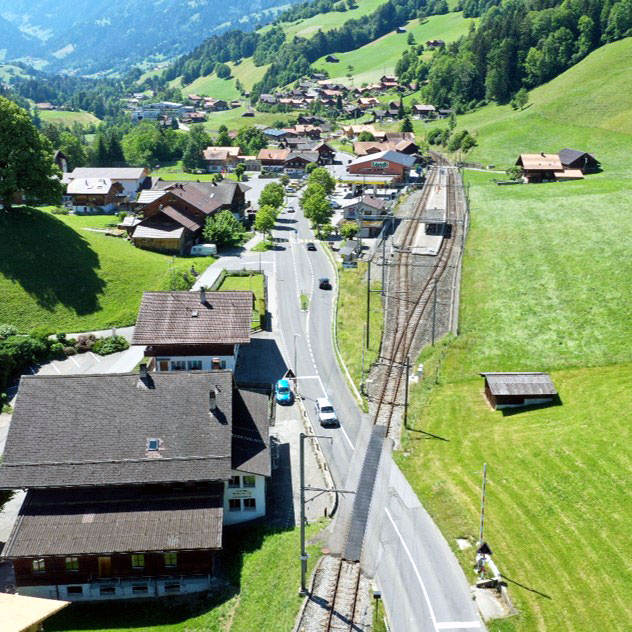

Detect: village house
[347,150,416,182]
[258,148,290,171]
[0,370,271,601]
[342,195,391,237]
[558,148,600,173]
[342,124,379,139]
[66,178,125,214]
[130,102,184,123]
[180,111,207,124]
[284,151,320,175]
[313,141,336,165]
[354,139,419,157]
[426,39,445,48]
[325,54,340,63]
[480,372,558,409]
[515,153,569,182]
[133,288,253,373]
[412,104,437,119]
[132,180,249,253]
[202,146,242,172]
[358,97,381,109]
[203,98,229,112]
[64,167,149,201]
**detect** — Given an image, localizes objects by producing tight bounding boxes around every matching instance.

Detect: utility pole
[361,325,366,392]
[366,259,371,347]
[478,462,487,547]
[431,278,438,345]
[381,218,387,296]
[299,433,351,595]
[404,355,410,428]
[294,333,300,377]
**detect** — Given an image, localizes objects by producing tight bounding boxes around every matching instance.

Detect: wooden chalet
[516,153,564,182]
[0,371,271,601]
[481,372,558,409]
[66,179,124,214]
[132,288,253,373]
[558,148,600,173]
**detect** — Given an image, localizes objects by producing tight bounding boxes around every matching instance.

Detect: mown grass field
[0,208,214,333]
[314,12,475,85]
[38,109,101,127]
[47,522,326,632]
[336,260,383,403]
[396,38,632,632]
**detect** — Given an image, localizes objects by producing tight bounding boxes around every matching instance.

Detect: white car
[329,199,341,209]
[315,397,338,426]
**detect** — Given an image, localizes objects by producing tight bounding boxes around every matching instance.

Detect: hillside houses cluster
[126,94,244,125]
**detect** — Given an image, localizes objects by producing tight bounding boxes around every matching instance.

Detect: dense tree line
[397,0,632,109]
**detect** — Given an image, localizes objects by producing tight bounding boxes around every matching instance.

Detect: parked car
[319,277,332,290]
[275,379,293,405]
[287,206,295,213]
[306,242,317,251]
[315,397,338,426]
[328,199,341,209]
[286,186,296,193]
[190,243,217,256]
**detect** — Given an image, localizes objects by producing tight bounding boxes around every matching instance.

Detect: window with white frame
[242,475,256,488]
[32,558,46,573]
[229,498,241,511]
[243,498,256,511]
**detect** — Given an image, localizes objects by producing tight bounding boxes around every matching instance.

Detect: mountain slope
[0,15,39,61]
[0,0,302,74]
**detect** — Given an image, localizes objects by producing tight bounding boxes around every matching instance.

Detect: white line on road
[384,506,438,631]
[296,375,321,380]
[68,354,80,367]
[340,425,355,451]
[50,362,61,375]
[89,352,101,363]
[436,623,482,629]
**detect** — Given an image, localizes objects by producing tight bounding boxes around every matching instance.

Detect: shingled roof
[0,371,235,489]
[232,388,271,477]
[3,485,223,557]
[480,372,557,396]
[132,290,253,346]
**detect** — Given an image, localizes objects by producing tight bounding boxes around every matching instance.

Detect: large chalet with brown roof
[132,288,253,373]
[132,180,249,254]
[0,370,271,601]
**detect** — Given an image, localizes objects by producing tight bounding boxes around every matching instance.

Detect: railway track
[373,154,461,438]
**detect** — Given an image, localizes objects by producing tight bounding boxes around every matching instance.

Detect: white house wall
[155,355,237,372]
[223,470,266,525]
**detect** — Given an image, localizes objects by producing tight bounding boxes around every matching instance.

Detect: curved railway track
[374,154,460,437]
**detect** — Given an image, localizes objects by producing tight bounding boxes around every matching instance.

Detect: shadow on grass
[0,207,105,316]
[405,427,450,441]
[499,395,563,417]
[500,573,552,600]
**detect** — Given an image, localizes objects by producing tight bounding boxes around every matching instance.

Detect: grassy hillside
[261,0,387,39]
[414,38,632,175]
[38,109,101,127]
[0,208,214,333]
[396,38,632,632]
[314,12,475,85]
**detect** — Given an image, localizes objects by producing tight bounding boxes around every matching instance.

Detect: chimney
[209,388,217,411]
[200,287,206,304]
[139,363,148,380]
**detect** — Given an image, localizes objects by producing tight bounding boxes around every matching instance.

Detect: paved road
[264,193,483,631]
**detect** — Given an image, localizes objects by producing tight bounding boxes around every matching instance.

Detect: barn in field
[480,372,558,409]
[558,148,600,173]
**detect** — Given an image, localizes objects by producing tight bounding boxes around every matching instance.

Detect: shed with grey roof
[480,372,558,409]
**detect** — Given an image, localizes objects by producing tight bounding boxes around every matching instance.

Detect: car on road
[287,206,295,212]
[275,379,293,405]
[328,199,341,209]
[319,277,332,290]
[315,397,338,426]
[306,242,317,251]
[286,186,296,193]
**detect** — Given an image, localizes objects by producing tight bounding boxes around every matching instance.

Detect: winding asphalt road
[264,186,483,631]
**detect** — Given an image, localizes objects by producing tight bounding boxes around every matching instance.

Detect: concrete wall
[223,470,266,525]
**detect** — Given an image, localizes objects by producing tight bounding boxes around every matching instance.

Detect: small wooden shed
[480,372,557,409]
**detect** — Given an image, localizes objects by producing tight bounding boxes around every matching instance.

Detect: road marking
[436,623,482,629]
[340,425,355,451]
[68,354,80,368]
[50,362,61,375]
[89,352,101,363]
[384,506,438,630]
[296,375,321,380]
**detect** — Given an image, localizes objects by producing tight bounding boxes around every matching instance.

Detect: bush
[0,335,50,391]
[91,335,130,356]
[0,324,17,341]
[63,346,77,356]
[51,207,69,215]
[50,342,65,356]
[75,334,97,353]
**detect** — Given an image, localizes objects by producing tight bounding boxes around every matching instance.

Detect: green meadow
[38,109,101,127]
[395,38,632,632]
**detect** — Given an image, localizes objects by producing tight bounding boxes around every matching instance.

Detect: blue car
[275,379,293,405]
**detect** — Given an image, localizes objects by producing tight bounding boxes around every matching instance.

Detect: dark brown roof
[158,204,204,231]
[3,485,223,557]
[361,195,387,211]
[0,372,235,489]
[132,290,253,346]
[480,372,557,396]
[232,388,271,477]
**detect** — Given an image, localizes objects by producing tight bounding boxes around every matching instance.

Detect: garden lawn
[0,208,214,333]
[38,109,101,127]
[397,364,632,632]
[216,273,265,330]
[314,12,475,85]
[46,522,326,632]
[336,261,383,405]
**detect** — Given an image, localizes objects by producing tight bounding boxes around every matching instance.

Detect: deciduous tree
[202,209,245,247]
